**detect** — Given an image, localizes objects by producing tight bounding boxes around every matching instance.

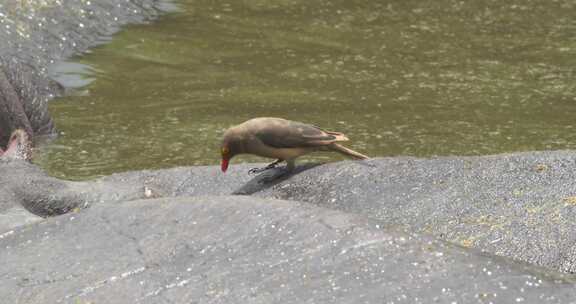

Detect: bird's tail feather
[329,143,369,160]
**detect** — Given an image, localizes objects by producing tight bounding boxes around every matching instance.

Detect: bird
[220,117,369,174]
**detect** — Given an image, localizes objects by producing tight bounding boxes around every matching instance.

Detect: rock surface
[2,196,576,304]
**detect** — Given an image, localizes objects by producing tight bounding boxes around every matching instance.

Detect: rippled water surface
[38,0,576,179]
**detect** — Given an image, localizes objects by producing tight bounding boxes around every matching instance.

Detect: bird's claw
[248,167,266,174]
[248,163,279,175]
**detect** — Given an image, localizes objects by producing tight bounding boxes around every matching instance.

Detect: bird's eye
[221,146,230,155]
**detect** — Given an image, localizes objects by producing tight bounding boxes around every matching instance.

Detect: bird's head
[220,130,243,173]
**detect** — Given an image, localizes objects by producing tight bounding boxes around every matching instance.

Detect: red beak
[221,158,229,172]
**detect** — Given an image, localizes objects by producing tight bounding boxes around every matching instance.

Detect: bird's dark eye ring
[221,147,229,155]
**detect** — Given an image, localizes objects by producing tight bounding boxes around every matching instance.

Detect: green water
[38,0,576,180]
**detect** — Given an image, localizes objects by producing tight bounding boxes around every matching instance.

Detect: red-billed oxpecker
[220,117,369,174]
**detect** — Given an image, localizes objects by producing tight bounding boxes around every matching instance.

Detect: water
[38,0,576,180]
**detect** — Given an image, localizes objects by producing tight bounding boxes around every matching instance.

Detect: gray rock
[1,196,575,304]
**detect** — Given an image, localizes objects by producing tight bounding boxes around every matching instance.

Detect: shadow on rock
[232,163,321,195]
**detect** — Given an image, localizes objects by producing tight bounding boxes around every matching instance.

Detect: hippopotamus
[0,129,32,161]
[0,60,59,146]
[0,129,77,217]
[0,129,153,217]
[0,0,166,147]
[0,129,250,218]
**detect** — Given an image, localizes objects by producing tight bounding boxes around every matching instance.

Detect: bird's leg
[248,159,283,174]
[284,159,295,172]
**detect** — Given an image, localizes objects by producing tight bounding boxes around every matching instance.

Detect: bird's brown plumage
[220,117,368,172]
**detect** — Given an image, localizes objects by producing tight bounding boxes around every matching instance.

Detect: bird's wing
[254,120,342,148]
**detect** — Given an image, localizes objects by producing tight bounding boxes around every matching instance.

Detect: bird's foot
[248,162,279,175]
[248,167,267,174]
